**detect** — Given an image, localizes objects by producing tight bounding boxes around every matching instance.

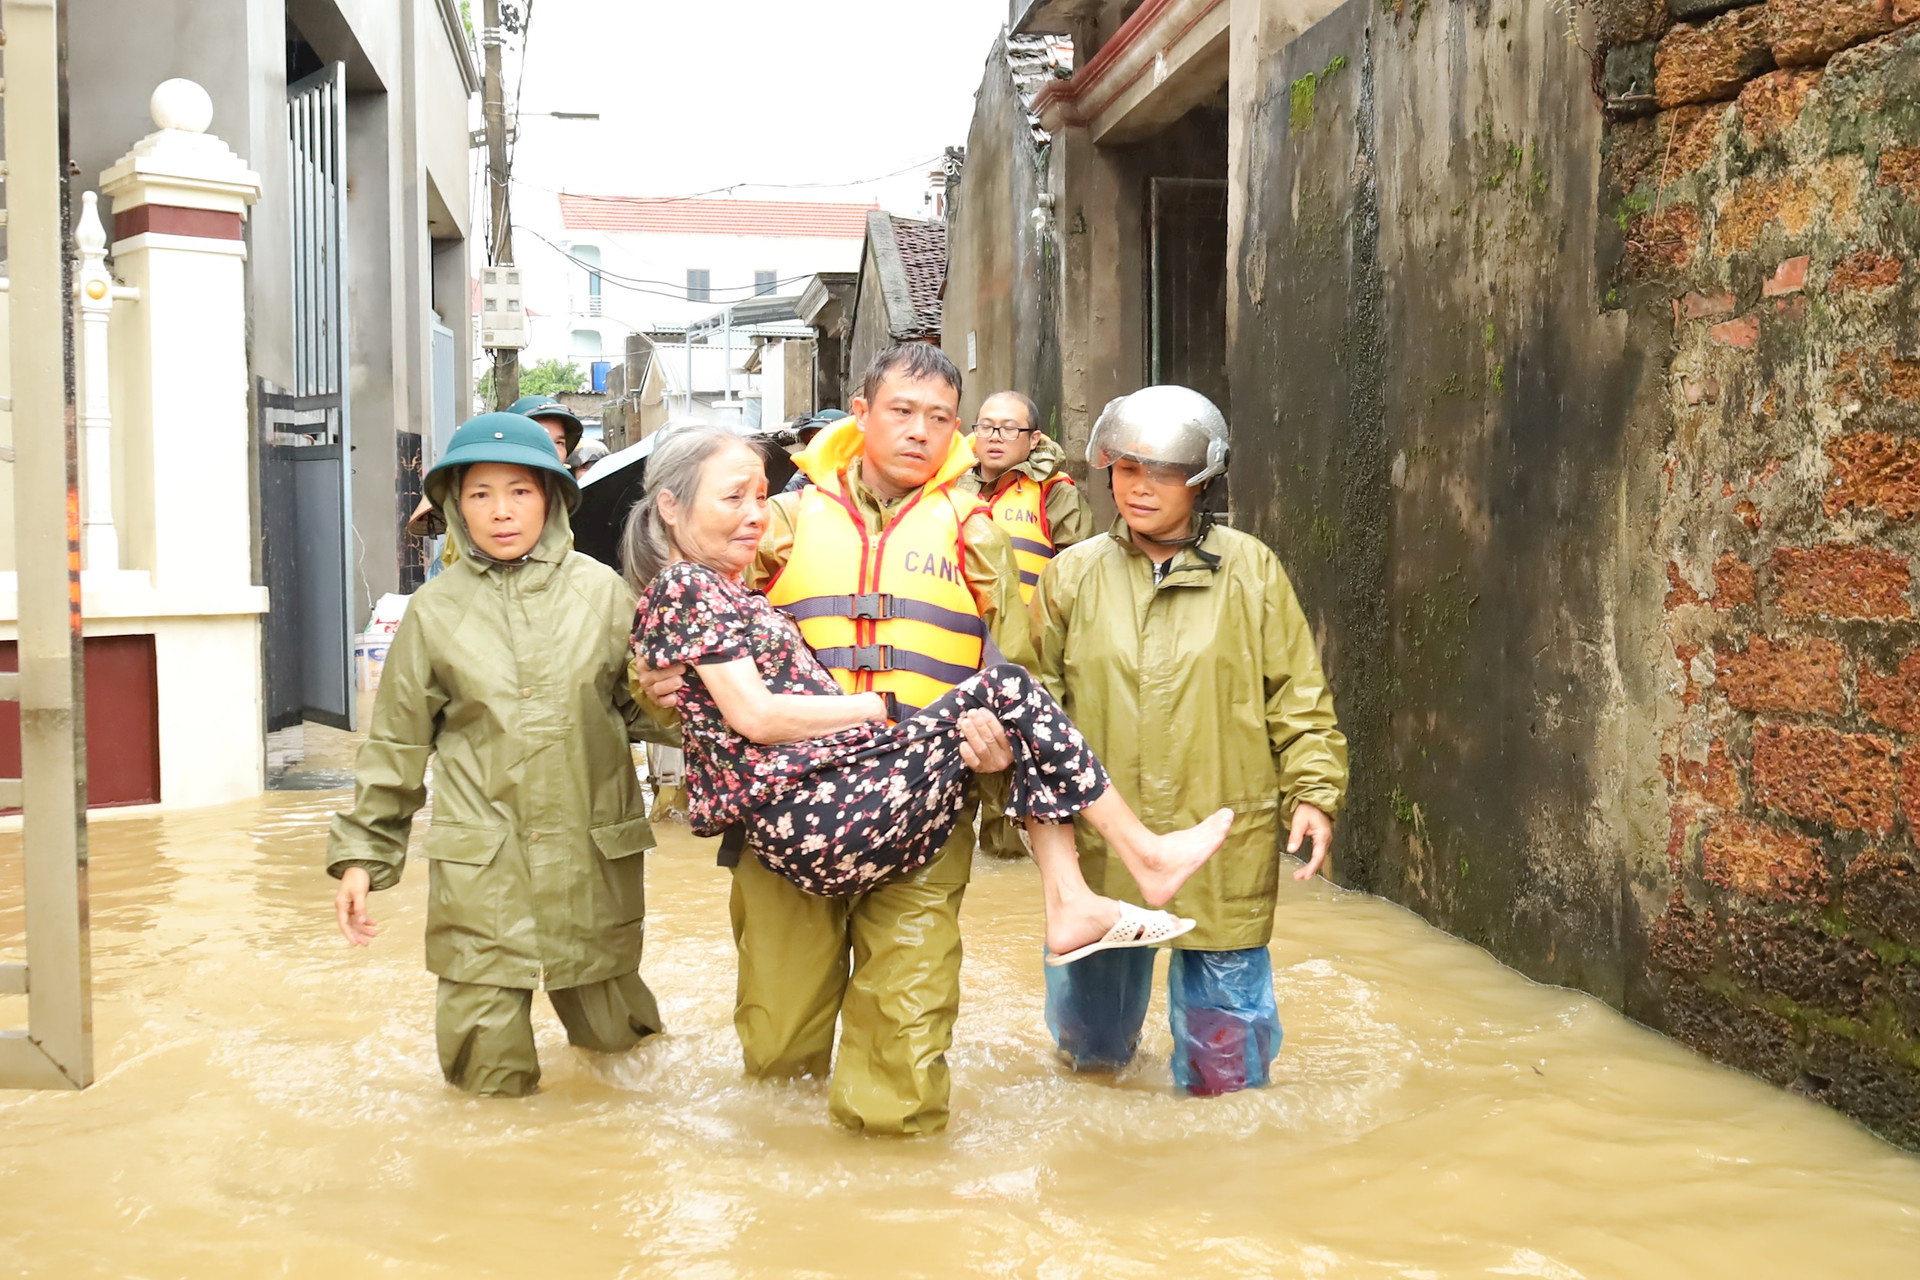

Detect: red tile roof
[558,194,876,239]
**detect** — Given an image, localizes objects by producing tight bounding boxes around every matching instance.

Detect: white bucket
[353,632,392,692]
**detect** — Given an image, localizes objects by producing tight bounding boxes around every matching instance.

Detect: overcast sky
[505,0,1015,217]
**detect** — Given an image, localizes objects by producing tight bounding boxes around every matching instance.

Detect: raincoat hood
[792,412,977,497]
[439,477,578,569]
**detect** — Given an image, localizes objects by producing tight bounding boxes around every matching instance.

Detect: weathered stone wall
[942,36,1061,430]
[1234,0,1660,1001]
[1600,7,1920,1147]
[1235,0,1920,1147]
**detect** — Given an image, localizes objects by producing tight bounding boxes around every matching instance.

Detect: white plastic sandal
[1045,902,1196,967]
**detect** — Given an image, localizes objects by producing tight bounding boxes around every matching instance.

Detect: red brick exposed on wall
[1666,561,1703,608]
[1828,248,1904,292]
[1626,205,1704,277]
[1714,172,1822,255]
[1716,635,1846,714]
[1657,7,1778,108]
[1714,553,1756,608]
[1879,146,1920,201]
[1678,736,1744,807]
[1660,104,1727,174]
[1825,432,1920,520]
[1738,67,1823,137]
[1828,346,1920,405]
[1703,815,1829,901]
[1682,288,1737,317]
[1751,722,1899,833]
[1768,0,1896,68]
[1771,544,1912,618]
[1859,651,1920,734]
[1762,255,1810,295]
[1710,314,1762,347]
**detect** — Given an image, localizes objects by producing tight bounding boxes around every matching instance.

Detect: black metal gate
[261,63,353,731]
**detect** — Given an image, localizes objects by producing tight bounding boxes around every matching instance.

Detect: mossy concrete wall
[1234,0,1920,1147]
[942,35,1062,432]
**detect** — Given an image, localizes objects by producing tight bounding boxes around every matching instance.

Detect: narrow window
[754,269,777,296]
[687,269,711,303]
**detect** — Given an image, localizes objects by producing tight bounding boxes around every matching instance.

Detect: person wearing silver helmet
[1033,384,1349,1096]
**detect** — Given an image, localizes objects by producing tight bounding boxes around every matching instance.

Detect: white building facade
[517,194,871,376]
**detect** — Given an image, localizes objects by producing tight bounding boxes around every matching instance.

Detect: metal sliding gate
[1,0,94,1091]
[261,62,354,731]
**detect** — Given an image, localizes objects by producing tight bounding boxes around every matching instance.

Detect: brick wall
[1602,6,1920,1144]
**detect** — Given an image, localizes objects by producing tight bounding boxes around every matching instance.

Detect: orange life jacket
[766,482,987,721]
[985,472,1064,604]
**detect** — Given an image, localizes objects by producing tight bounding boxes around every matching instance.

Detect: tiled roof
[557,194,875,238]
[890,216,947,338]
[1008,33,1075,147]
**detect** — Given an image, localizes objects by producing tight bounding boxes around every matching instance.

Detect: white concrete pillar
[98,78,261,595]
[86,79,269,809]
[75,190,120,574]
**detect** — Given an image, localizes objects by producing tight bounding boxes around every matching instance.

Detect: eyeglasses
[972,423,1037,441]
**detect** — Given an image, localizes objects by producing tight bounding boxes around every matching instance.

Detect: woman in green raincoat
[327,413,673,1097]
[1036,386,1349,1097]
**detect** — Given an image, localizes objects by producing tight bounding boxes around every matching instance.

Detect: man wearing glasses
[958,390,1097,859]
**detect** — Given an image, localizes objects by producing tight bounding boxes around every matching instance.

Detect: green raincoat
[327,496,676,991]
[1035,519,1349,951]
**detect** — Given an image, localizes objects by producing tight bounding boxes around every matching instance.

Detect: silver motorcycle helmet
[1085,385,1229,487]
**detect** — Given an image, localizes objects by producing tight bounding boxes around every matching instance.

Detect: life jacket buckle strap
[850,591,890,621]
[851,644,893,673]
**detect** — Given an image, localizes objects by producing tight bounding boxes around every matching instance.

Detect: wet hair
[619,420,760,592]
[860,342,962,406]
[981,389,1039,431]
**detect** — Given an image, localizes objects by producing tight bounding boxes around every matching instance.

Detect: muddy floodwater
[3,782,1919,1278]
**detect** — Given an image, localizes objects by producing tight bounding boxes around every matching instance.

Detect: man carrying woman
[634,345,1225,1135]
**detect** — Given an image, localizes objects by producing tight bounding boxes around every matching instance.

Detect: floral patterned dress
[635,560,1109,896]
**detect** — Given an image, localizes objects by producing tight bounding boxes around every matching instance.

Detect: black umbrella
[570,424,799,570]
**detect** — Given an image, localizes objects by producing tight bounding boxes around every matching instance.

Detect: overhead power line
[506,152,944,204]
[519,225,835,302]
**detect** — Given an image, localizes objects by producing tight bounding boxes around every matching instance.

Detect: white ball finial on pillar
[150,79,213,133]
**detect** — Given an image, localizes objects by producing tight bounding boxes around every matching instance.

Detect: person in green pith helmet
[327,412,679,1097]
[407,395,584,542]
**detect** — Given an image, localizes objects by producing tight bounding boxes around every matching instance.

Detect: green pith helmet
[427,412,581,511]
[507,393,585,456]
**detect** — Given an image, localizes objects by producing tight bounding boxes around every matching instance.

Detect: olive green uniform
[1034,520,1348,947]
[328,499,678,1096]
[731,455,1034,1135]
[955,432,1097,860]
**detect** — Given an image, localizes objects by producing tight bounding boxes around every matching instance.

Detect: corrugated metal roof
[558,194,876,238]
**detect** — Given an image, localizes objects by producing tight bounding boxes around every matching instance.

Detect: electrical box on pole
[478,264,527,350]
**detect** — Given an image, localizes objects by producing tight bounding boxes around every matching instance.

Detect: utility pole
[482,0,518,409]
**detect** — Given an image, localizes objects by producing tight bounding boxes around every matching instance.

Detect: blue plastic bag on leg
[1167,947,1282,1097]
[1044,946,1155,1072]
